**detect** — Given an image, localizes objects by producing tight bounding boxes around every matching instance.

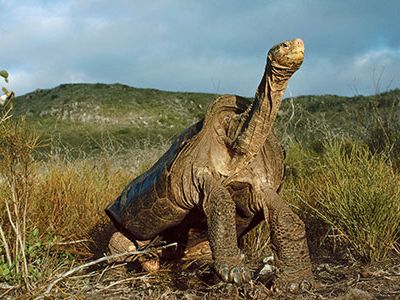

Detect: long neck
[231,59,291,162]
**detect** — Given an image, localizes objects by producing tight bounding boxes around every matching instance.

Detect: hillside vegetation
[14,84,215,155]
[14,84,400,160]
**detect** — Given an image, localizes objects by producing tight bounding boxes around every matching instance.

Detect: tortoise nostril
[295,38,304,47]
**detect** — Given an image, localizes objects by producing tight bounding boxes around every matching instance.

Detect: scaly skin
[106,38,313,291]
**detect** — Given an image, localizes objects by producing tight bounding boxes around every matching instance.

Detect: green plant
[0,227,58,284]
[299,140,400,261]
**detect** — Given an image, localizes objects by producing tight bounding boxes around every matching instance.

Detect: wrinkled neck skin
[230,58,296,169]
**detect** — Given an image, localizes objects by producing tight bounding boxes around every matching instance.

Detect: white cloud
[1,1,400,96]
[355,48,400,67]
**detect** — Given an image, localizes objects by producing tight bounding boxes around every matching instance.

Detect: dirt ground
[7,254,395,300]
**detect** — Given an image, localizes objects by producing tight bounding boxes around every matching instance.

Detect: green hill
[13,83,400,155]
[14,83,216,154]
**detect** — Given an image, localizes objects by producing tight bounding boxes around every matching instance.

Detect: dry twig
[39,242,177,297]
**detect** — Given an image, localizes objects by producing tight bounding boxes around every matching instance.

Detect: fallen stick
[101,274,151,290]
[53,239,91,246]
[40,242,178,297]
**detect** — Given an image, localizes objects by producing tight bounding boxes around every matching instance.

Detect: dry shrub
[284,140,400,262]
[29,158,131,246]
[0,115,40,285]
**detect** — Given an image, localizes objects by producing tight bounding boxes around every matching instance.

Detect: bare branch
[40,242,177,297]
[0,225,12,265]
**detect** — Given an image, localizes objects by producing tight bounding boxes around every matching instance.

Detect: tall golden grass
[30,158,130,243]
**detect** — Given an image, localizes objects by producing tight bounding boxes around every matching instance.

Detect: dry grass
[29,158,130,244]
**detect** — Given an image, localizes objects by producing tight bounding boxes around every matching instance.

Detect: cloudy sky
[1,0,399,97]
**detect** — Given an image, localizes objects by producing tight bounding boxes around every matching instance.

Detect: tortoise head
[267,38,304,72]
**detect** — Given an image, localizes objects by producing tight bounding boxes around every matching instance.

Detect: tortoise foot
[273,270,314,294]
[214,256,252,285]
[108,231,137,261]
[108,231,160,272]
[255,254,276,283]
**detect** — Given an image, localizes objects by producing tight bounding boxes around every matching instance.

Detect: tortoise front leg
[260,189,313,292]
[199,173,252,285]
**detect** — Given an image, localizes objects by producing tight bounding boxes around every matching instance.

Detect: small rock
[338,288,374,300]
[263,254,274,264]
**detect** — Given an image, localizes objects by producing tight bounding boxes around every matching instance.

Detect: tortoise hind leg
[259,189,313,293]
[108,231,160,272]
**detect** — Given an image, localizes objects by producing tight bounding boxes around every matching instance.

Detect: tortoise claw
[231,267,242,285]
[215,259,252,285]
[220,265,230,282]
